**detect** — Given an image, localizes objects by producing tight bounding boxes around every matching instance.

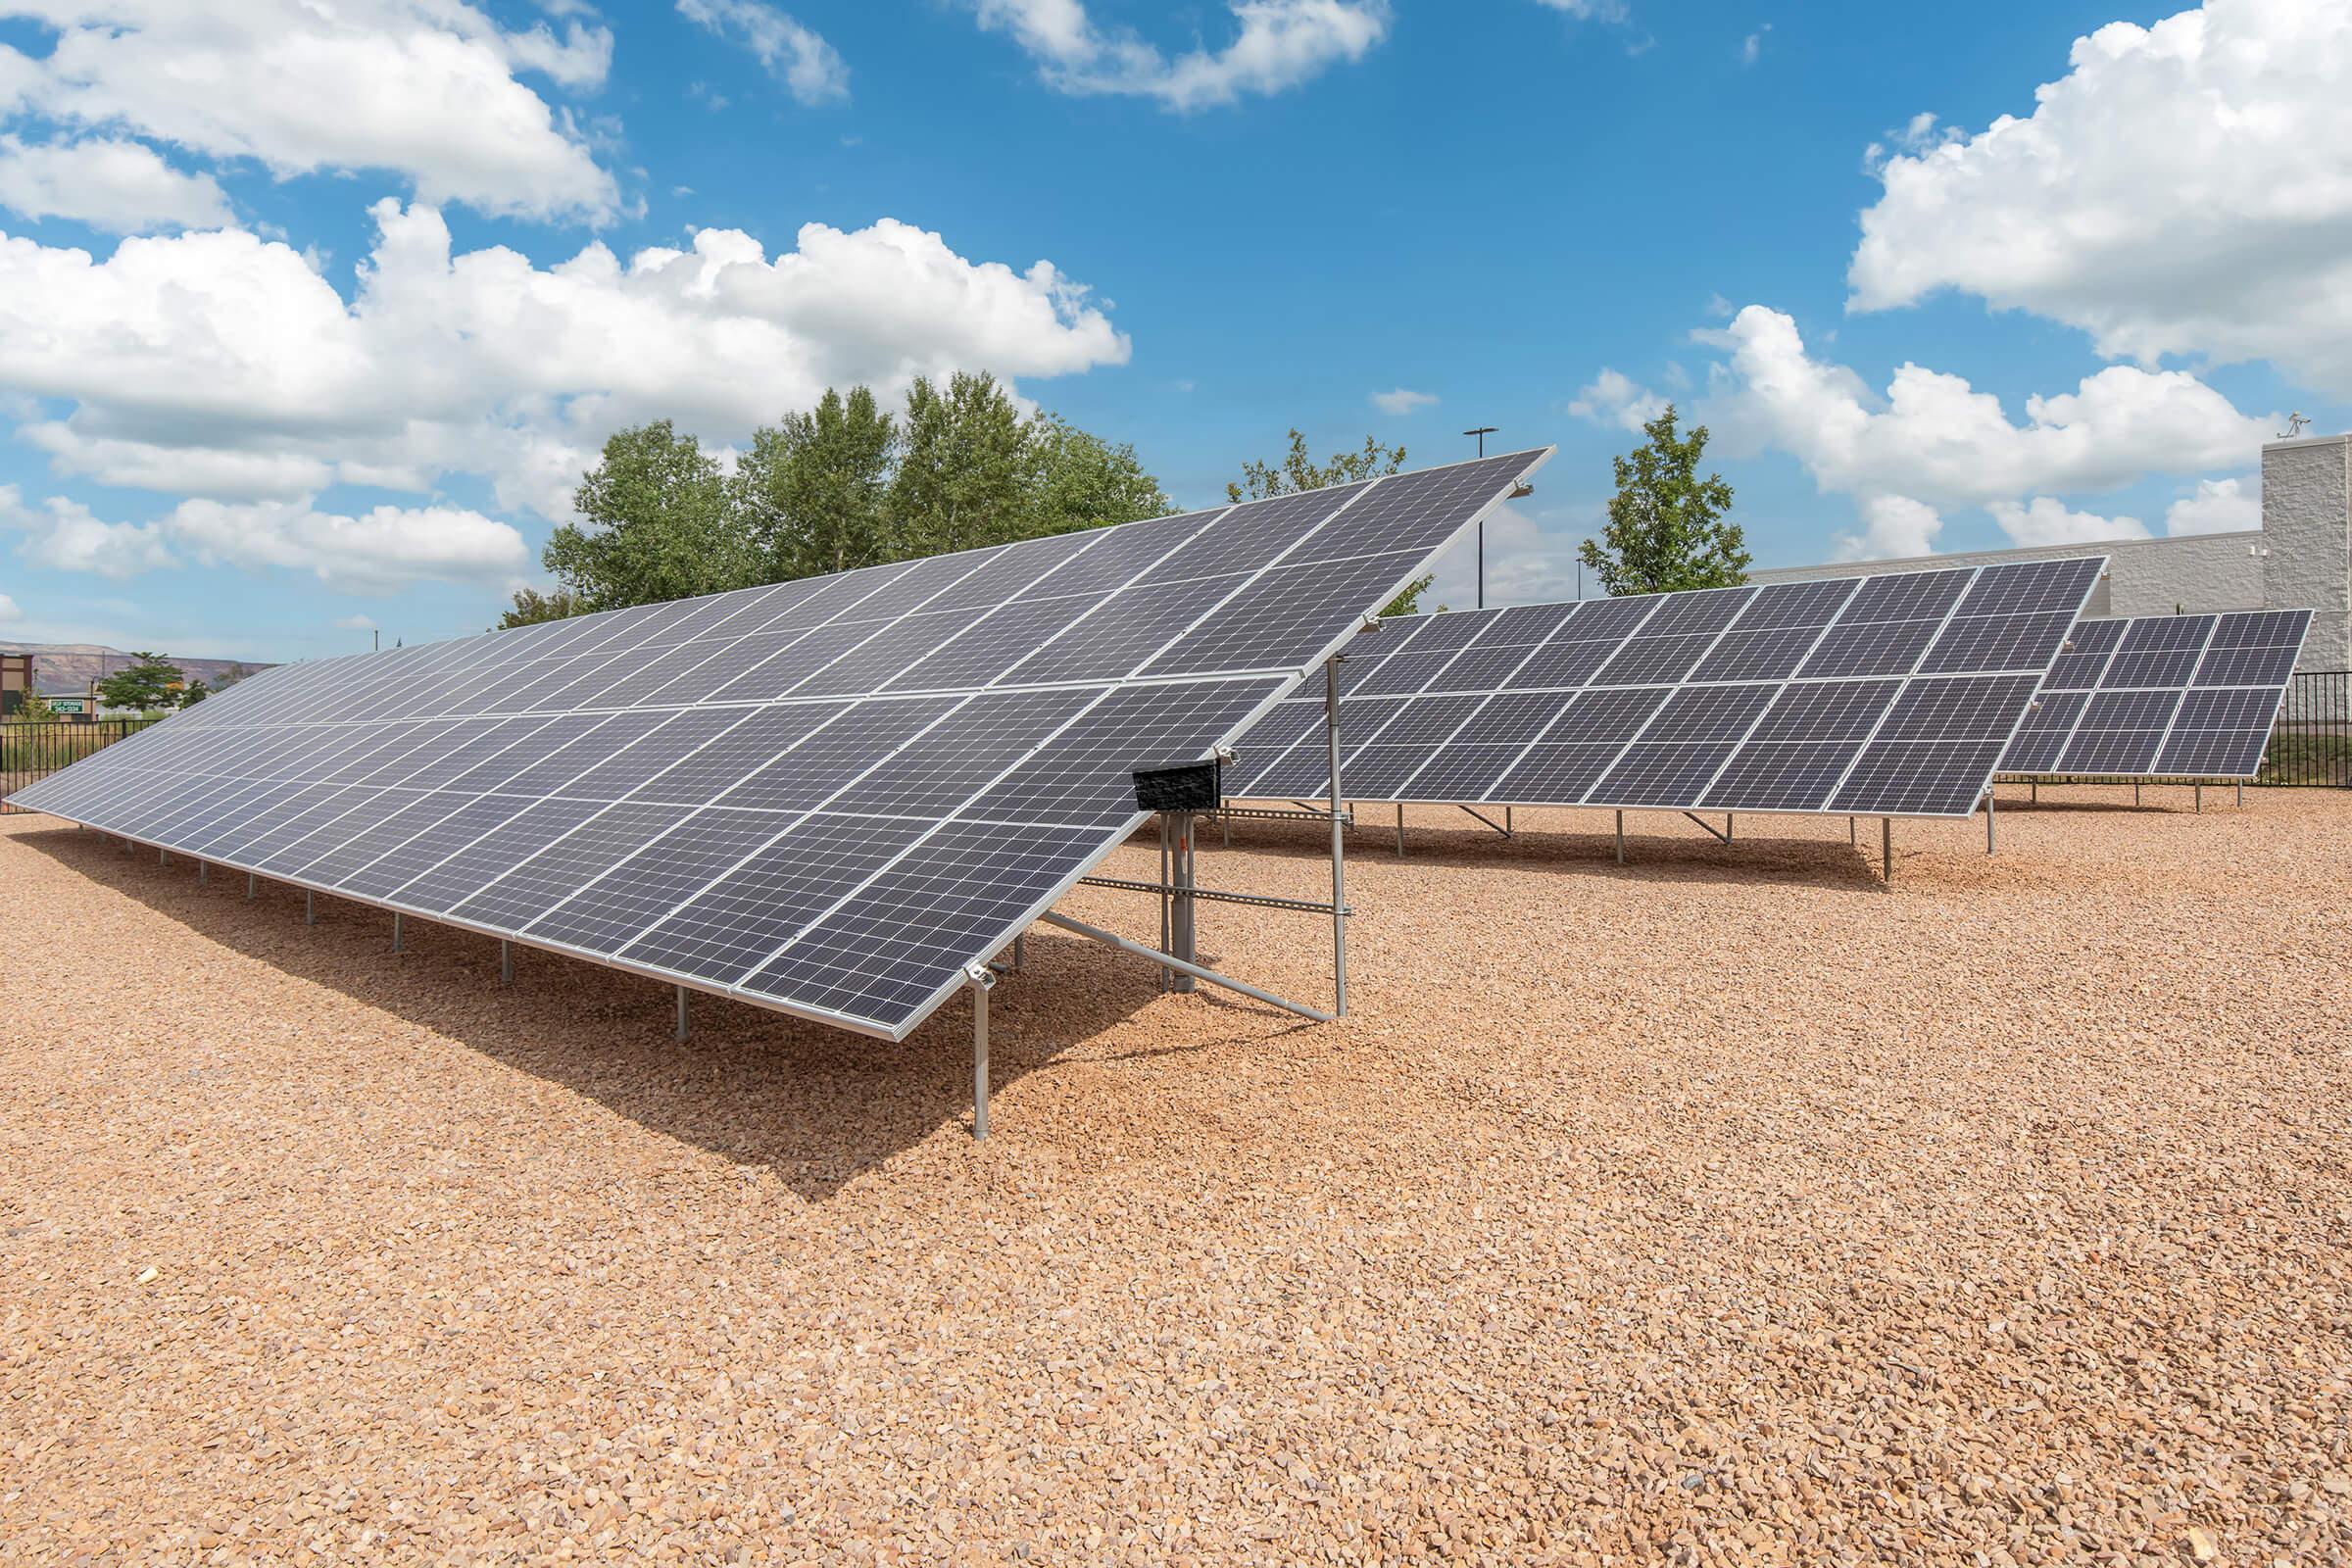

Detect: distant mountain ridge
[0,641,274,697]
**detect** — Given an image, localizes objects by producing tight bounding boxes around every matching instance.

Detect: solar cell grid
[1146,549,1438,677]
[618,813,932,985]
[1340,746,1437,797]
[524,807,800,957]
[1640,685,1777,743]
[1230,557,2104,817]
[1590,633,1717,686]
[1639,587,1754,637]
[16,444,1554,1041]
[1999,610,2310,780]
[1507,637,1619,690]
[1733,577,1857,629]
[1690,627,1827,683]
[2193,643,2299,687]
[1428,642,1537,694]
[1593,743,1740,807]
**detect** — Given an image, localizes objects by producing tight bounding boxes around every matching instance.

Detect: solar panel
[1222,558,2105,819]
[1998,609,2313,779]
[9,449,1553,1039]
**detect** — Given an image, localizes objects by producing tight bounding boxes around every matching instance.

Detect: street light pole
[1464,426,1497,608]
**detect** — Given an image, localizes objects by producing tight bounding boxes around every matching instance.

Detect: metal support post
[2134,780,2141,807]
[500,939,514,985]
[305,889,316,925]
[2031,780,2038,805]
[1849,815,1856,846]
[1985,790,1995,856]
[1505,806,1513,837]
[1221,814,1231,849]
[674,985,689,1043]
[2194,782,2203,813]
[1325,658,1348,1018]
[1396,802,1405,857]
[1726,814,1734,841]
[1012,933,1026,971]
[1615,810,1626,864]
[245,872,256,901]
[1157,817,1172,994]
[2236,780,2243,808]
[199,861,209,885]
[1169,812,1198,995]
[967,965,995,1141]
[1882,817,1893,887]
[159,846,167,866]
[391,912,405,953]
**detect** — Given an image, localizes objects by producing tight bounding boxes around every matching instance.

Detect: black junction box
[1131,759,1221,813]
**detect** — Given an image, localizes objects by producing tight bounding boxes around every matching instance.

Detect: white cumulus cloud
[1528,0,1629,21]
[166,497,530,592]
[676,0,849,105]
[1691,305,2273,560]
[0,590,19,622]
[1566,368,1668,432]
[9,496,176,577]
[0,200,1132,527]
[967,0,1389,111]
[1849,0,2352,393]
[2,480,528,592]
[1,0,619,223]
[2165,474,2260,536]
[1986,496,2150,549]
[1370,386,1437,416]
[0,135,232,232]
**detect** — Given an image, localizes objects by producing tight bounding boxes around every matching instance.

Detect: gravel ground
[3,786,2348,1566]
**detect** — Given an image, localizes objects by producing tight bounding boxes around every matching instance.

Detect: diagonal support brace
[1039,911,1334,1023]
[1456,805,1513,838]
[1680,810,1732,845]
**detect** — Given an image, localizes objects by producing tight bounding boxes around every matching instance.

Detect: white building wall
[2261,434,2351,672]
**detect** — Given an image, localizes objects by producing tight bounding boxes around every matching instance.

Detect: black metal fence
[0,718,161,808]
[2262,671,2350,787]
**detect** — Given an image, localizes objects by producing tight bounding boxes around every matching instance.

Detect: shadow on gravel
[1986,797,2213,816]
[1209,809,1894,889]
[13,819,1294,1202]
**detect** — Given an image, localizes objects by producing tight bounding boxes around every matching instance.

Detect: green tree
[1226,429,1406,503]
[1579,405,1747,596]
[1227,430,1430,615]
[539,421,758,612]
[734,385,898,578]
[177,679,211,708]
[505,388,1171,623]
[11,686,59,723]
[888,371,1037,559]
[1028,416,1171,535]
[498,586,587,630]
[97,651,182,712]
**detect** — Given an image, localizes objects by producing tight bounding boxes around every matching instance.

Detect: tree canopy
[1226,429,1433,616]
[1226,429,1406,504]
[1579,406,1748,596]
[96,651,183,712]
[505,375,1170,628]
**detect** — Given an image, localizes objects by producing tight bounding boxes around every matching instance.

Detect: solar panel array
[9,448,1551,1039]
[1998,609,2312,778]
[1223,558,2105,819]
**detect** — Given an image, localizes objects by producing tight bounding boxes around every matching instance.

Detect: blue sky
[0,0,2345,664]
